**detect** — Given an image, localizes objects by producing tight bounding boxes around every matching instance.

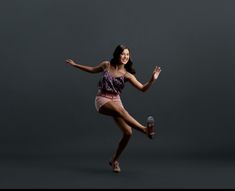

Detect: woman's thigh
[98,100,126,117]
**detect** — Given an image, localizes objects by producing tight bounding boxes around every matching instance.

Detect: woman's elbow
[141,87,147,92]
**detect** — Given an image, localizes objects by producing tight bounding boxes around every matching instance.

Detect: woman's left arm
[126,66,161,92]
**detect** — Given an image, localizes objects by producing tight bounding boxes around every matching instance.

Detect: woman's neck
[115,63,125,71]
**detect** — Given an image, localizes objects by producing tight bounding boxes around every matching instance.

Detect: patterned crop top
[97,69,127,95]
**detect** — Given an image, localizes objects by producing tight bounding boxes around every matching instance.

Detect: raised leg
[98,101,148,135]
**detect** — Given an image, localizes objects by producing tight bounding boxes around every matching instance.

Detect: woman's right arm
[66,59,109,73]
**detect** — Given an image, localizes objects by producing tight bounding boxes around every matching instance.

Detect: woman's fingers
[66,59,75,65]
[153,66,161,73]
[66,59,72,63]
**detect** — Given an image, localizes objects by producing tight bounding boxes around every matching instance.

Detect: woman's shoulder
[124,71,135,80]
[100,60,110,70]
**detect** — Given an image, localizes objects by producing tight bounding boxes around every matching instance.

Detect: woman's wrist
[73,63,79,68]
[149,78,154,84]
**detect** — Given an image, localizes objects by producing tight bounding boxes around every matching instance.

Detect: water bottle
[147,116,155,139]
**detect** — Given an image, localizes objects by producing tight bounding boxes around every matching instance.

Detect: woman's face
[119,49,130,65]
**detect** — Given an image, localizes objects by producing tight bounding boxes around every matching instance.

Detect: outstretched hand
[151,66,162,81]
[66,59,77,66]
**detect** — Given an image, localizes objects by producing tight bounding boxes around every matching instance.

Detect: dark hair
[110,44,136,75]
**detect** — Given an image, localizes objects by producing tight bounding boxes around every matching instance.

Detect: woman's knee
[124,128,132,137]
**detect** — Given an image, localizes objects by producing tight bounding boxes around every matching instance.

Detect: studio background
[0,0,235,188]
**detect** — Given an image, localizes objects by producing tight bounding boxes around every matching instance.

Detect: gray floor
[0,151,235,189]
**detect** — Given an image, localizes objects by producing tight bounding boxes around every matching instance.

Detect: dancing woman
[66,45,162,173]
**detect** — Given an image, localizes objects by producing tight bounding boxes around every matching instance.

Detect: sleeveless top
[97,68,127,95]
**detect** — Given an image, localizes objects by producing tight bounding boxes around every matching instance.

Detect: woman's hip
[94,94,124,112]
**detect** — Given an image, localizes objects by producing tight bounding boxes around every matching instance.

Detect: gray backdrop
[0,0,235,188]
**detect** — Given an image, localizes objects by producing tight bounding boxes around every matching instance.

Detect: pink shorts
[95,92,124,112]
